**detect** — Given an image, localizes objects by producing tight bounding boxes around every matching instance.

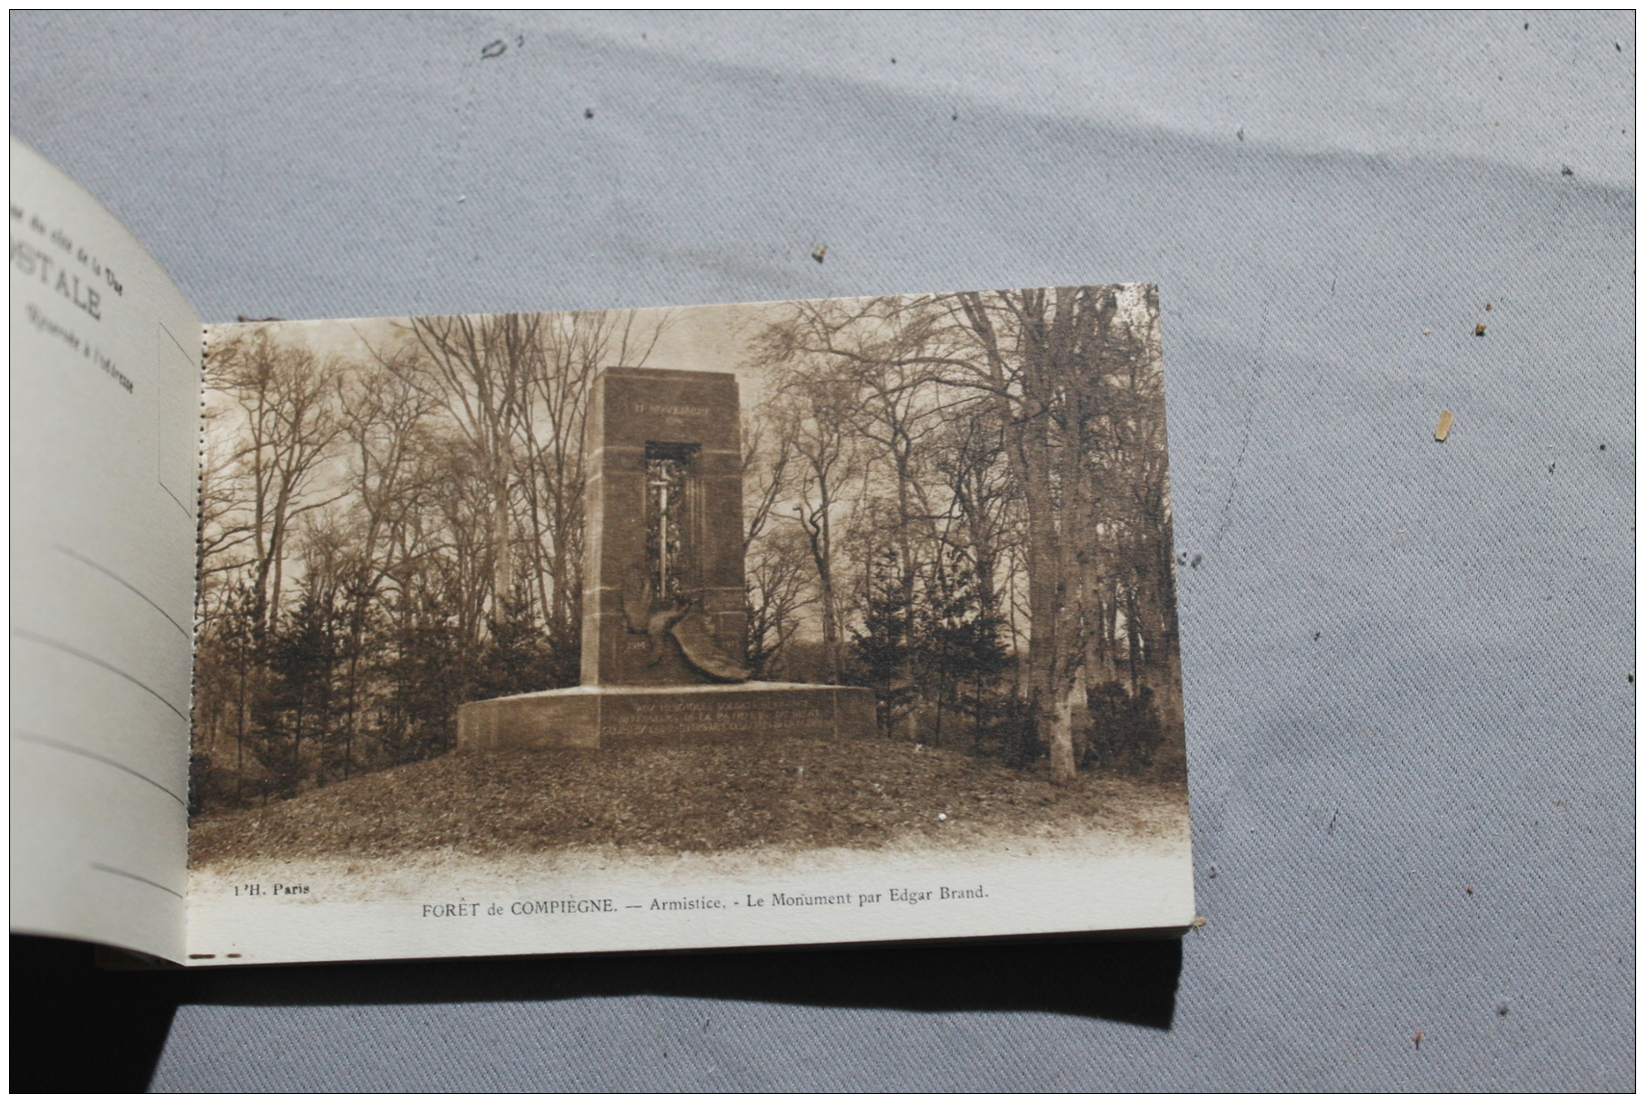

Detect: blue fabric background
[11,11,1634,1091]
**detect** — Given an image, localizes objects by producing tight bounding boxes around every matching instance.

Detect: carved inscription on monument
[603,696,836,739]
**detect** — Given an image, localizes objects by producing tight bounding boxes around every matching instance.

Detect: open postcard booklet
[12,138,1196,967]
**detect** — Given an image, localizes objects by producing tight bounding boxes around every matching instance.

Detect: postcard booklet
[11,138,1195,966]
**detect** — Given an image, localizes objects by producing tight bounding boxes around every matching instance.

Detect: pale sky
[208,296,799,405]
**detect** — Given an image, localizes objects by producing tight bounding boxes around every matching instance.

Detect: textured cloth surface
[10,11,1634,1092]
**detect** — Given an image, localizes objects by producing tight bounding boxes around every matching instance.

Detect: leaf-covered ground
[189,740,1187,868]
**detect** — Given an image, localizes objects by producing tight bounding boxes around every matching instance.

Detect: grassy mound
[189,740,1185,866]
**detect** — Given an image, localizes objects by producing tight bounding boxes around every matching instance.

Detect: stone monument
[457,367,876,749]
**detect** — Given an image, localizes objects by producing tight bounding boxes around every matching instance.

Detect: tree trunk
[1048,685,1076,785]
[1126,588,1142,694]
[491,464,512,622]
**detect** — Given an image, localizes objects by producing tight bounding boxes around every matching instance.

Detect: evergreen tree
[1082,682,1165,775]
[846,550,915,735]
[476,586,561,700]
[375,589,474,766]
[250,582,342,801]
[916,549,1010,751]
[197,580,266,806]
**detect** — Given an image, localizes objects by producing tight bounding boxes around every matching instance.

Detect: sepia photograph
[185,286,1193,956]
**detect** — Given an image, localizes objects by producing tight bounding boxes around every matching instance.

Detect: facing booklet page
[10,138,199,962]
[187,292,1196,966]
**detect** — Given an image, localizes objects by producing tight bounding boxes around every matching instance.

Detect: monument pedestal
[458,682,877,751]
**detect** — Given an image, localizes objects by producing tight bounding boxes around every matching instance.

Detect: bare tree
[205,325,347,628]
[765,366,862,685]
[330,352,442,780]
[743,391,841,679]
[948,287,1137,783]
[402,313,539,626]
[744,521,819,679]
[516,309,668,654]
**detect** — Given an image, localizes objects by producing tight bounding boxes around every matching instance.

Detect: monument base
[457,682,878,751]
